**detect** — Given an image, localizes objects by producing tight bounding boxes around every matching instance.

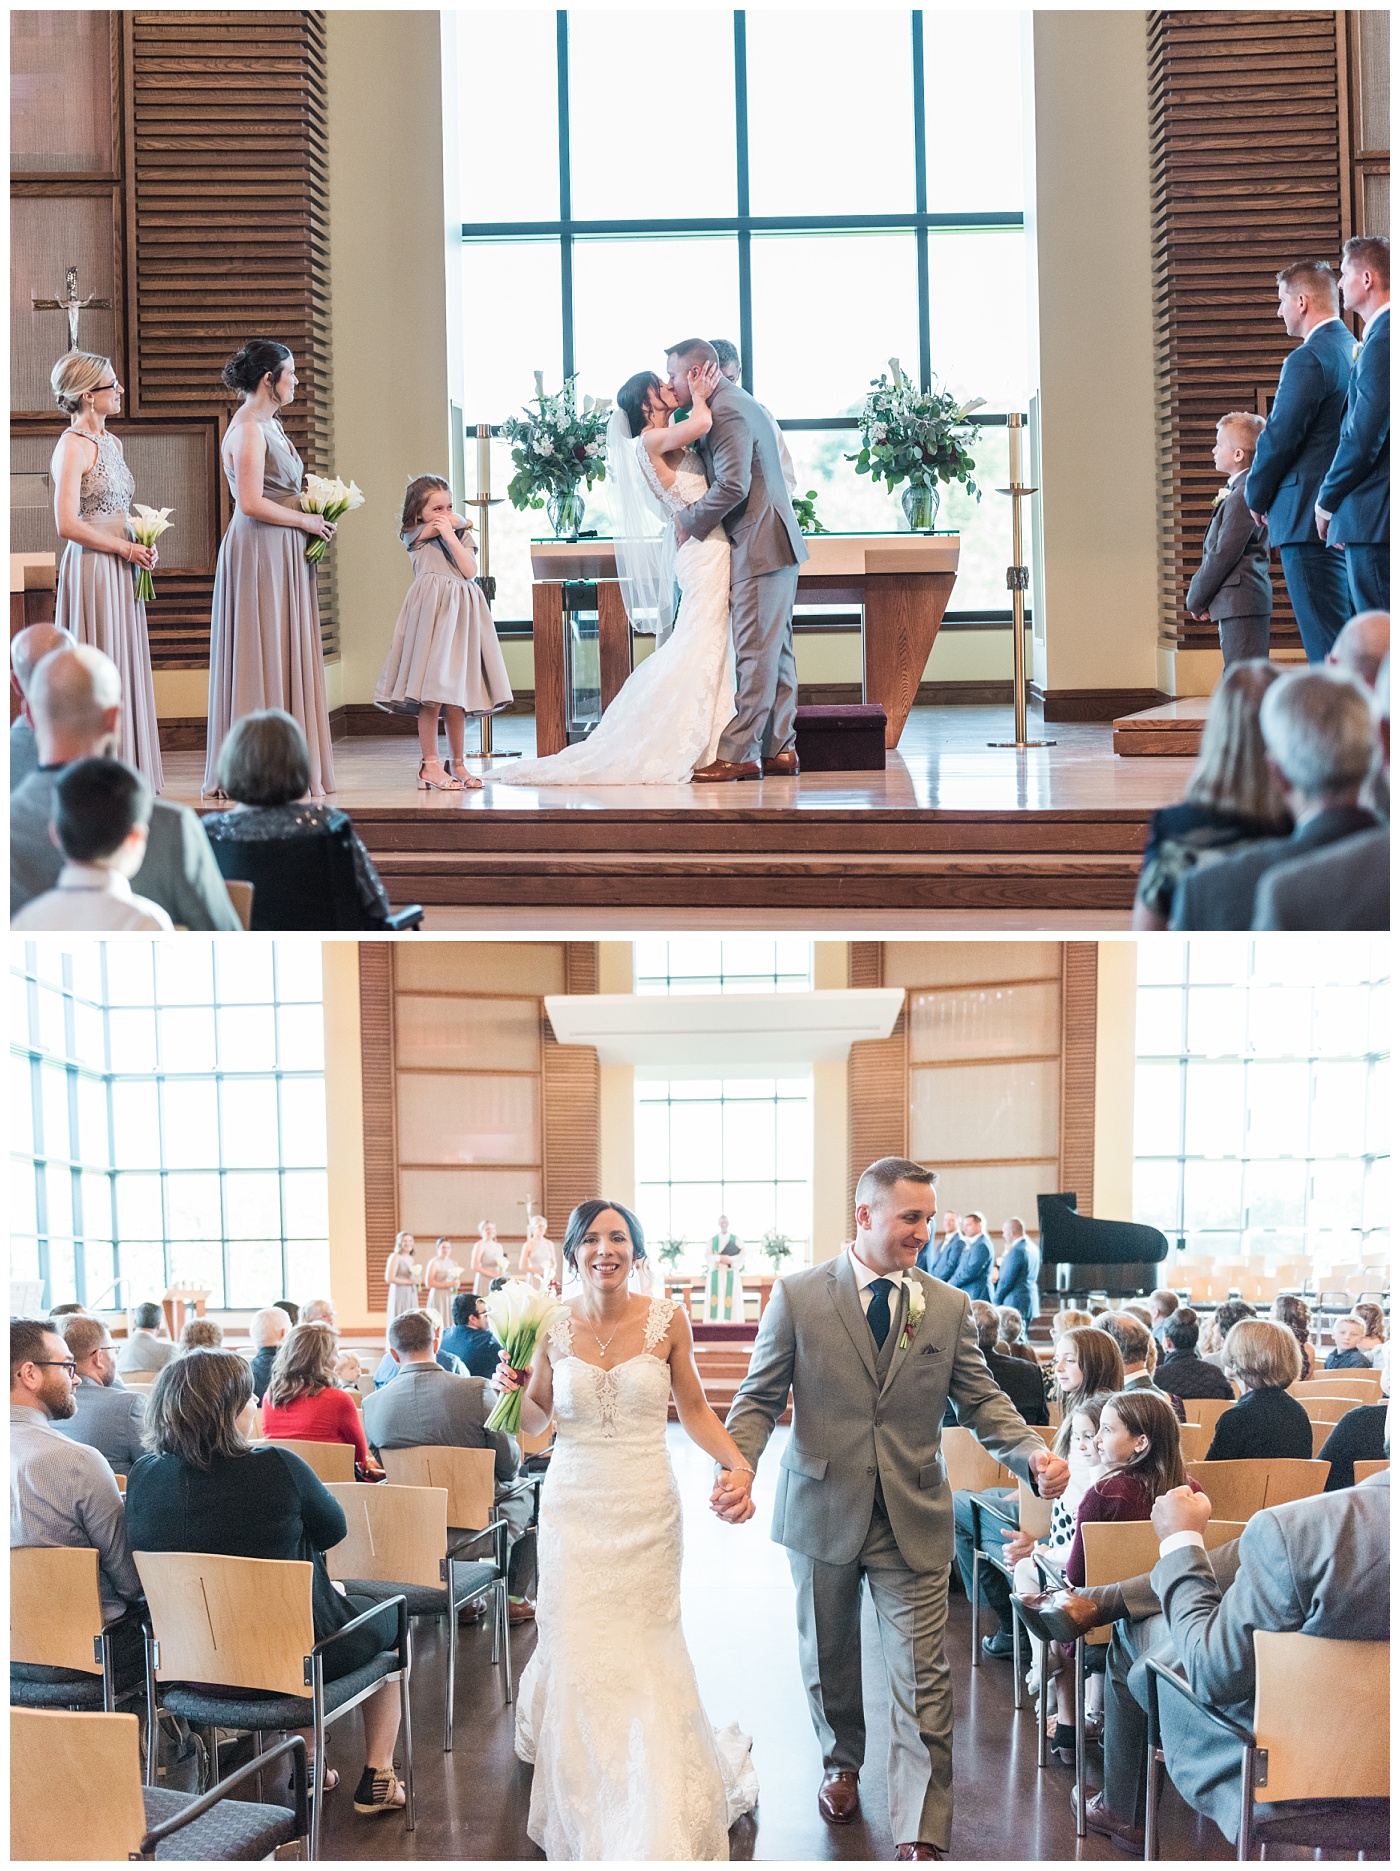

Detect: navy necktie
[867,1277,894,1351]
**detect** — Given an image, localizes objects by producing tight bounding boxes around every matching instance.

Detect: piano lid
[1036,1193,1168,1267]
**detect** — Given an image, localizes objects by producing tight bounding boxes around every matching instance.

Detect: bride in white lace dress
[496,1199,759,1860]
[498,363,734,787]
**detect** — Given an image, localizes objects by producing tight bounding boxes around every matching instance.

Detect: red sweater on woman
[1066,1468,1204,1587]
[262,1387,369,1472]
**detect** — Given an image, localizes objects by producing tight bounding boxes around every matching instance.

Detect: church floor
[314,1429,1247,1863]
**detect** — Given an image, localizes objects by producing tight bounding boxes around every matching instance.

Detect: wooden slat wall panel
[848,1031,908,1221]
[564,943,599,996]
[359,943,397,1313]
[848,942,884,990]
[1059,942,1098,1216]
[1149,11,1346,656]
[541,1042,600,1238]
[125,9,337,663]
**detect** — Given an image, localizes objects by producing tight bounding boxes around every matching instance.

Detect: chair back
[1016,1478,1054,1543]
[208,820,367,932]
[258,1436,356,1483]
[10,1546,106,1674]
[1300,1394,1363,1424]
[1180,1397,1235,1438]
[941,1426,1011,1495]
[1260,1458,1328,1506]
[1252,1632,1390,1804]
[1185,1460,1270,1520]
[223,878,255,929]
[324,1481,447,1591]
[1291,1374,1382,1402]
[1354,1458,1390,1482]
[381,1444,497,1530]
[133,1550,315,1698]
[120,1372,156,1390]
[520,1421,556,1457]
[114,1472,127,1495]
[1175,1422,1206,1464]
[10,1708,146,1860]
[1079,1516,1243,1645]
[1310,1419,1333,1459]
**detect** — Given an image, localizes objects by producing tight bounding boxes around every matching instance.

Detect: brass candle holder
[461,420,518,763]
[990,411,1054,750]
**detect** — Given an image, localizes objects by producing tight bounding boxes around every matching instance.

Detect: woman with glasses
[48,351,163,788]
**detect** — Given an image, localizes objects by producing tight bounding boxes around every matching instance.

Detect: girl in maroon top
[262,1321,381,1479]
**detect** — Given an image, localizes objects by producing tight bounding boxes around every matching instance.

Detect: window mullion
[557,9,574,380]
[734,9,753,390]
[911,10,931,392]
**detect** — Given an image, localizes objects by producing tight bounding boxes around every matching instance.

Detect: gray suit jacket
[55,1377,147,1476]
[360,1360,518,1487]
[1253,825,1390,930]
[1140,1471,1389,1841]
[10,766,239,929]
[1185,480,1272,621]
[114,1333,176,1376]
[1169,804,1379,930]
[10,716,38,789]
[725,1255,1046,1572]
[677,379,809,579]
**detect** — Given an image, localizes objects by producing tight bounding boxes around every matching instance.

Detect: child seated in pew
[1324,1314,1375,1371]
[11,755,171,931]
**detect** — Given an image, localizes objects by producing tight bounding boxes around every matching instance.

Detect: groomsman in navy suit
[918,1211,964,1281]
[948,1213,993,1302]
[1245,260,1355,662]
[1316,235,1390,613]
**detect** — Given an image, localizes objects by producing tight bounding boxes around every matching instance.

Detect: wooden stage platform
[1114,694,1208,758]
[163,706,1193,925]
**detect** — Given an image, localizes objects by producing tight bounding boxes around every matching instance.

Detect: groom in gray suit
[666,339,809,781]
[718,1157,1069,1859]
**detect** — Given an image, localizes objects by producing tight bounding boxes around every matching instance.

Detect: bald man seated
[10,623,74,788]
[10,644,238,930]
[1328,609,1390,688]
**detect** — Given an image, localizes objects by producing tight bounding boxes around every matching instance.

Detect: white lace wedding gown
[499,446,734,786]
[515,1297,759,1860]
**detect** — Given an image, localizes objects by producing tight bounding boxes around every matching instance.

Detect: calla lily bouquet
[500,372,611,511]
[850,358,986,500]
[128,505,174,604]
[300,473,365,563]
[484,1280,567,1434]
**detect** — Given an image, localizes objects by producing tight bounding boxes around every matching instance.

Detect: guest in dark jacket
[1324,1315,1374,1370]
[1318,1401,1388,1490]
[1204,1319,1313,1461]
[247,1305,289,1403]
[124,1347,407,1815]
[1152,1308,1235,1403]
[991,1217,1040,1324]
[1184,411,1273,667]
[438,1292,500,1379]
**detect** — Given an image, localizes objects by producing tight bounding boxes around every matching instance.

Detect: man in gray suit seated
[114,1301,176,1376]
[52,1313,147,1476]
[1171,668,1379,929]
[10,645,238,930]
[362,1308,537,1620]
[9,623,73,790]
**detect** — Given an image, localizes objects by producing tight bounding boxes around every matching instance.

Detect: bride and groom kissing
[496,1160,1070,1861]
[502,338,809,790]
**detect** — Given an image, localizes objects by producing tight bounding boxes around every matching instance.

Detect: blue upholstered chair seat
[339,1558,498,1617]
[160,1650,398,1731]
[141,1784,300,1861]
[10,1669,106,1709]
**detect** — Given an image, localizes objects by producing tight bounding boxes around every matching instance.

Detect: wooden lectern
[162,1287,209,1340]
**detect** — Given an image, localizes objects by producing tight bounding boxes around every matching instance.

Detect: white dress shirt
[10,1404,142,1622]
[11,862,173,932]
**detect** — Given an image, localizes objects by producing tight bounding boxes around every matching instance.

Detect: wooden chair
[1186,1458,1328,1518]
[132,1550,414,1861]
[115,1471,127,1494]
[326,1481,510,1752]
[1180,1397,1235,1442]
[1354,1458,1390,1482]
[1302,1394,1365,1424]
[1291,1374,1382,1403]
[256,1436,356,1483]
[10,1708,309,1862]
[223,878,255,930]
[1175,1422,1206,1464]
[1146,1633,1390,1859]
[942,1426,1012,1495]
[519,1421,556,1457]
[10,1546,137,1715]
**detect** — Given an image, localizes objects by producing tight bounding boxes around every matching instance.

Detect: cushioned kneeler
[794,703,888,772]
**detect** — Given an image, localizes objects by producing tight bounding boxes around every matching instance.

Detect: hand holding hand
[1151,1484,1211,1541]
[1028,1448,1071,1499]
[999,1526,1035,1566]
[710,1463,756,1524]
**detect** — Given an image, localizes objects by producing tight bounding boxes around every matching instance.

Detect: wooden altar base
[1113,694,1208,757]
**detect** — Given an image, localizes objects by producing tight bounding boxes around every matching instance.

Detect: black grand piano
[1036,1193,1169,1304]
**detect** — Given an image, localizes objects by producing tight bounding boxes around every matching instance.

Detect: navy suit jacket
[919,1232,965,1281]
[1244,318,1355,544]
[1318,306,1389,545]
[949,1234,993,1301]
[991,1237,1041,1321]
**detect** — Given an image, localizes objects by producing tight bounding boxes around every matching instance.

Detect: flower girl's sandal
[443,759,484,791]
[417,759,464,792]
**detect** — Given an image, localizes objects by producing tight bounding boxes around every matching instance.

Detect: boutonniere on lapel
[1211,486,1229,509]
[897,1275,926,1352]
[1353,340,1363,364]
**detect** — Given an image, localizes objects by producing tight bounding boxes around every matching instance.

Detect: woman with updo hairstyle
[48,351,163,787]
[1271,1291,1316,1380]
[203,339,337,799]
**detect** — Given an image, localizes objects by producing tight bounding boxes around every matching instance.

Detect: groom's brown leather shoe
[818,1770,860,1823]
[762,749,799,776]
[692,759,761,782]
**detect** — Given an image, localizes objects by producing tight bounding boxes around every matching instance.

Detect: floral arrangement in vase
[501,371,611,539]
[658,1237,687,1272]
[762,1229,793,1273]
[849,358,985,531]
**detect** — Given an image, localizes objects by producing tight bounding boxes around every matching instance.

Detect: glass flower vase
[901,483,939,532]
[548,489,586,540]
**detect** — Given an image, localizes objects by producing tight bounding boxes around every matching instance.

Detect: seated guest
[10,1318,145,1686]
[1205,1319,1313,1460]
[948,1212,993,1301]
[115,1301,175,1376]
[1256,652,1390,928]
[1153,1308,1235,1403]
[917,1210,964,1280]
[274,1298,300,1328]
[200,711,398,930]
[363,1309,536,1621]
[969,1300,1048,1426]
[262,1322,379,1479]
[1051,1308,1094,1338]
[10,646,238,929]
[1328,608,1390,688]
[1325,1312,1375,1370]
[991,1216,1040,1324]
[1199,1298,1255,1369]
[179,1317,222,1352]
[996,1306,1040,1368]
[55,1314,146,1475]
[1350,1301,1388,1363]
[9,623,74,788]
[11,756,170,931]
[440,1292,501,1379]
[334,1350,363,1391]
[125,1349,407,1814]
[1272,1291,1316,1379]
[1098,1312,1185,1420]
[372,1313,468,1388]
[1171,668,1379,929]
[1132,661,1290,929]
[302,1298,337,1330]
[1318,1399,1387,1491]
[247,1305,289,1402]
[1148,1289,1179,1345]
[1050,1325,1126,1423]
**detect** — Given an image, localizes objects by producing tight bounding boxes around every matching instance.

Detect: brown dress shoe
[894,1847,945,1861]
[507,1598,536,1625]
[691,758,762,782]
[762,749,799,776]
[1070,1787,1145,1853]
[818,1769,860,1823]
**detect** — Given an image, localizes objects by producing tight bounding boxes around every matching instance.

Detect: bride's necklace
[580,1308,628,1359]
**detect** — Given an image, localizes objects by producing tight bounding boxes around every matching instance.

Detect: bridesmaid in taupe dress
[49,351,164,788]
[204,339,337,797]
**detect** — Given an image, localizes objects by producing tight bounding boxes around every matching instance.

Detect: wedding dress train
[514,1298,758,1860]
[498,447,734,787]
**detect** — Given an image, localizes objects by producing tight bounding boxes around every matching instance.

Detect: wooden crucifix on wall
[31,265,112,354]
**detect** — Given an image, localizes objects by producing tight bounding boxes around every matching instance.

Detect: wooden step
[1113,696,1208,758]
